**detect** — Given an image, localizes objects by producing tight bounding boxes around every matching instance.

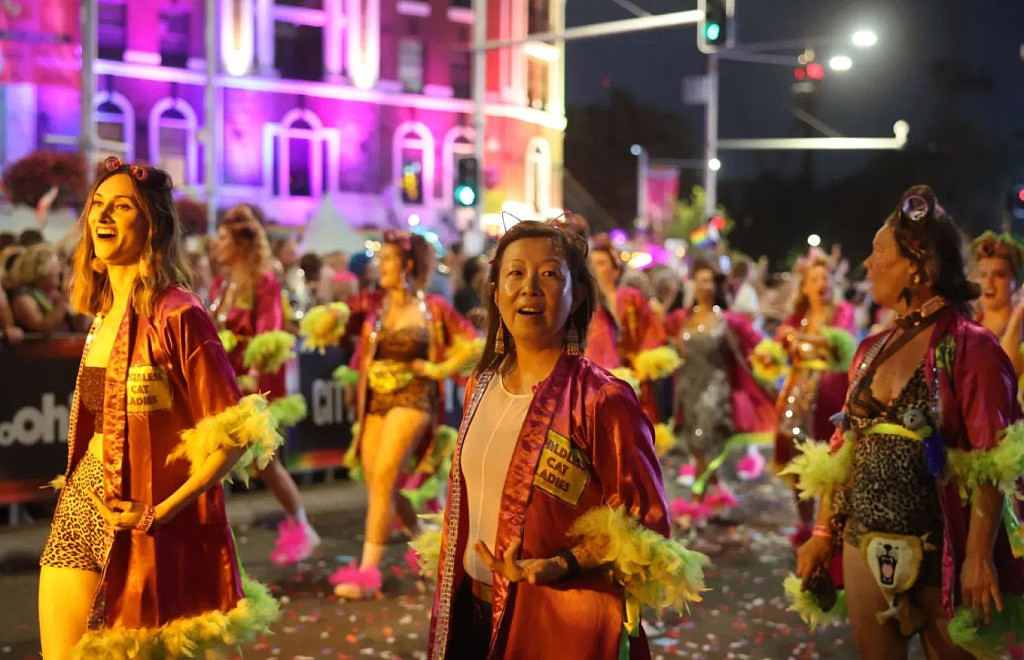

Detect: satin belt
[470,578,493,603]
[793,358,829,370]
[861,422,933,441]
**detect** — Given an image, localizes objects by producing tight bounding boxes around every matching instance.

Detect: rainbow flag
[689,224,717,247]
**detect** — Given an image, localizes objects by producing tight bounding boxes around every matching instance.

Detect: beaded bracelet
[557,548,582,580]
[135,505,156,534]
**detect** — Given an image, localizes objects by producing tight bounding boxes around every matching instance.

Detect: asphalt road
[0,464,867,660]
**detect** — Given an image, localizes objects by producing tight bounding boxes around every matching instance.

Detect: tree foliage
[663,185,734,242]
[2,151,89,208]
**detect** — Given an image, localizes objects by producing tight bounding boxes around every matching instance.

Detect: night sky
[565,0,1024,186]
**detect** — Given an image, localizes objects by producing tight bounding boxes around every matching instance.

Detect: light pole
[631,143,648,231]
[703,28,879,219]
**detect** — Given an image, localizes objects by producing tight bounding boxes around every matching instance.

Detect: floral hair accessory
[104,156,123,171]
[129,164,149,182]
[382,229,412,253]
[102,156,172,190]
[901,195,931,223]
[971,231,1024,283]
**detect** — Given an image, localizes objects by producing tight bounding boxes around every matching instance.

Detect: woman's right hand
[795,535,833,578]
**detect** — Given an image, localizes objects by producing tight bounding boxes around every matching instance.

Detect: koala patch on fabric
[126,365,173,413]
[533,428,589,506]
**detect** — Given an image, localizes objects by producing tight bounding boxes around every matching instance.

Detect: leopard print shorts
[39,452,112,572]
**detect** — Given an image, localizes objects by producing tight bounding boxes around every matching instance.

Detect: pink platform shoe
[270,518,321,566]
[736,448,766,482]
[676,463,696,487]
[329,561,382,599]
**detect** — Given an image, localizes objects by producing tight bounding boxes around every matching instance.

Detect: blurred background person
[970,231,1024,376]
[210,205,318,565]
[453,254,487,330]
[8,242,82,336]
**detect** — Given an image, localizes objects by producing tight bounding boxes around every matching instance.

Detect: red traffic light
[794,67,805,80]
[1018,187,1024,203]
[806,62,825,80]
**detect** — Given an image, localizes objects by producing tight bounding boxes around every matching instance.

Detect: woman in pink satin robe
[429,220,706,659]
[210,205,318,565]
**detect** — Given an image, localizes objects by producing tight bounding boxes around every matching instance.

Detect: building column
[324,0,344,81]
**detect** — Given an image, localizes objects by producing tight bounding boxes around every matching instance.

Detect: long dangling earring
[566,324,580,356]
[898,285,913,307]
[494,318,506,355]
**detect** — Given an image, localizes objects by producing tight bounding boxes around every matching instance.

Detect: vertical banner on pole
[0,0,80,87]
[644,165,680,238]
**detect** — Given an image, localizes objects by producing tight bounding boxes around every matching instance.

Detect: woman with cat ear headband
[789,184,1024,659]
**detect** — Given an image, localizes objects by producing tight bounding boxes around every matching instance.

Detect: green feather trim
[168,394,283,486]
[609,367,641,395]
[567,505,709,613]
[217,329,238,354]
[408,513,443,578]
[946,424,1024,502]
[267,394,308,428]
[243,330,296,375]
[632,346,681,382]
[751,338,789,389]
[782,573,847,630]
[236,373,257,393]
[343,421,362,481]
[948,593,1024,659]
[778,438,853,500]
[332,365,359,386]
[72,575,280,659]
[821,326,856,373]
[413,425,458,476]
[401,469,447,512]
[299,302,350,354]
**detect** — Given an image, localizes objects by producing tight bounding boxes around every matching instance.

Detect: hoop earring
[494,318,506,355]
[565,324,580,356]
[898,286,913,307]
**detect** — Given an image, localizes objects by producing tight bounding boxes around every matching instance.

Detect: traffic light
[792,62,824,97]
[697,0,729,53]
[1010,183,1024,221]
[401,163,422,204]
[454,156,478,207]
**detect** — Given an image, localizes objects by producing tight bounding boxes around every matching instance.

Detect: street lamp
[631,144,648,230]
[851,29,878,48]
[807,233,821,247]
[828,54,853,71]
[708,157,722,171]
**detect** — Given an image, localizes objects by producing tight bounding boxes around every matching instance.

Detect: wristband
[556,548,582,580]
[812,524,832,539]
[135,505,156,533]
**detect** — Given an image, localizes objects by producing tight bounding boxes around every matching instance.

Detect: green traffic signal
[704,23,721,42]
[455,184,476,207]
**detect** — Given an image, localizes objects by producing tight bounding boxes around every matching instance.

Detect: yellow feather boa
[631,346,681,382]
[408,513,444,578]
[332,365,359,386]
[946,423,1024,502]
[243,331,295,375]
[777,437,853,500]
[782,573,847,630]
[299,302,351,354]
[168,394,283,486]
[567,505,708,631]
[217,329,238,354]
[653,422,677,457]
[267,394,308,428]
[72,575,279,659]
[751,338,789,389]
[610,367,641,395]
[421,336,485,380]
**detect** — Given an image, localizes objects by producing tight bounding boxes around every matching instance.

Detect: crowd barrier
[0,335,356,505]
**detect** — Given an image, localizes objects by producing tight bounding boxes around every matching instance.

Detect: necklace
[894,295,946,329]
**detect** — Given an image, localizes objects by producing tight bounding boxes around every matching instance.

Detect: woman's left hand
[959,553,1003,625]
[88,491,157,532]
[474,539,567,585]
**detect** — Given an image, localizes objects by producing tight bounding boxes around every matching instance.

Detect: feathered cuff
[243,331,296,375]
[609,367,641,395]
[169,394,283,485]
[751,338,789,389]
[946,425,1024,502]
[332,364,359,386]
[412,425,458,476]
[422,336,485,380]
[300,303,351,354]
[566,505,709,620]
[782,573,847,630]
[267,393,308,428]
[408,513,444,578]
[218,329,238,353]
[821,326,856,373]
[949,592,1024,659]
[72,575,280,659]
[654,422,677,458]
[778,437,854,500]
[631,346,681,382]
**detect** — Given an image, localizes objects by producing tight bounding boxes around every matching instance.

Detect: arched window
[441,126,475,206]
[148,97,199,187]
[525,137,551,212]
[392,122,435,207]
[263,108,340,199]
[94,90,135,161]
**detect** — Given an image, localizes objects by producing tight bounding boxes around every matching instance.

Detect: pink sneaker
[329,561,382,599]
[736,448,766,481]
[669,497,713,520]
[270,518,321,566]
[676,463,696,487]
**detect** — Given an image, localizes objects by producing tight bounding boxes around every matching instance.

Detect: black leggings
[447,580,493,659]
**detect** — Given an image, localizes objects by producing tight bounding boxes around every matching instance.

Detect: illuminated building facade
[0,0,565,236]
